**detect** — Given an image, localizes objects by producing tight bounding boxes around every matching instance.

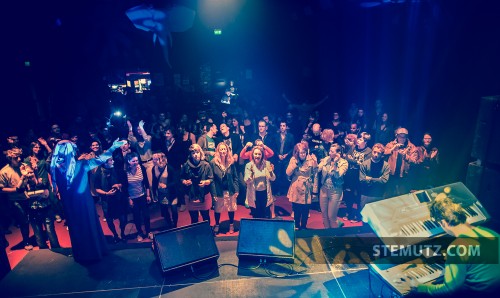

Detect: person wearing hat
[383,127,418,198]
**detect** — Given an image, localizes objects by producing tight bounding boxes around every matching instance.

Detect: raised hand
[38,137,48,146]
[113,138,127,148]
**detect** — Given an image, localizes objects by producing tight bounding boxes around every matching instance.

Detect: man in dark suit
[274,121,295,195]
[162,128,184,171]
[254,120,278,163]
[219,123,243,165]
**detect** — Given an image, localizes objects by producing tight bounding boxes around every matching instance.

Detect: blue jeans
[320,187,343,228]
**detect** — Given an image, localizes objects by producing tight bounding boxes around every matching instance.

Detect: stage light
[24,61,30,67]
[214,28,222,35]
[113,111,122,117]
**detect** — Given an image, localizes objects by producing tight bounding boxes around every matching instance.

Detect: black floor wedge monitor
[154,221,219,273]
[236,218,295,263]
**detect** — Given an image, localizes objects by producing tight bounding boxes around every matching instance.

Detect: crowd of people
[4,97,500,295]
[0,98,441,253]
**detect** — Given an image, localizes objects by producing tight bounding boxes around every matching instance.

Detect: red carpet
[3,196,362,269]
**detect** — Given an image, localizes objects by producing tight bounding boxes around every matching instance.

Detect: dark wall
[3,0,500,183]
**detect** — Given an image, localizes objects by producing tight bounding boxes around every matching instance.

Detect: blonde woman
[210,142,239,234]
[244,146,275,218]
[286,142,318,230]
[317,144,348,228]
[151,152,178,229]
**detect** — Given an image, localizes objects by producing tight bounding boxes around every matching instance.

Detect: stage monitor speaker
[466,161,483,196]
[467,163,500,223]
[236,218,295,263]
[153,221,219,273]
[471,95,500,166]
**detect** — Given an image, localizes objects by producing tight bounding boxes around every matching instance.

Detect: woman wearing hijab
[50,139,125,263]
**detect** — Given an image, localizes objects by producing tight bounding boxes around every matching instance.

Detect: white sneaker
[137,235,143,242]
[24,244,33,251]
[148,232,154,240]
[229,224,234,234]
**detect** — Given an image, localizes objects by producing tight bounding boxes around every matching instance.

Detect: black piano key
[429,219,440,229]
[404,225,414,235]
[411,222,421,233]
[407,224,416,234]
[463,208,472,217]
[414,268,425,278]
[422,265,433,274]
[423,220,433,230]
[409,223,419,234]
[417,221,427,232]
[419,221,427,232]
[466,206,478,216]
[407,271,419,279]
[425,265,435,273]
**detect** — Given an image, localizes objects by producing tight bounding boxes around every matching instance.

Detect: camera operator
[1,148,60,250]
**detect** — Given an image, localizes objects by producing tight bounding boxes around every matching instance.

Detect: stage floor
[3,196,363,269]
[0,233,394,298]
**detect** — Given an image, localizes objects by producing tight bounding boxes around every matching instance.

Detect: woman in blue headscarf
[50,139,125,263]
